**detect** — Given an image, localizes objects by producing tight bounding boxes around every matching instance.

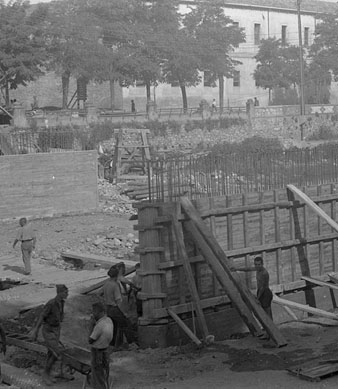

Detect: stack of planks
[176,197,287,348]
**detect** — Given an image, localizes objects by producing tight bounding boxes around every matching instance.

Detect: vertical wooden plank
[303,186,309,273]
[242,193,251,287]
[331,183,337,272]
[287,187,316,308]
[259,192,265,262]
[289,199,296,282]
[227,196,233,251]
[209,197,219,296]
[172,217,209,339]
[274,190,282,284]
[173,203,186,304]
[317,185,324,275]
[138,204,166,324]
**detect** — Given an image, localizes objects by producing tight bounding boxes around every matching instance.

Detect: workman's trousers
[90,348,110,389]
[21,240,34,274]
[106,305,136,346]
[258,288,273,320]
[42,325,62,373]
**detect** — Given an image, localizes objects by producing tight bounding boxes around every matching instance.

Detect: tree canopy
[0,0,248,110]
[0,0,47,104]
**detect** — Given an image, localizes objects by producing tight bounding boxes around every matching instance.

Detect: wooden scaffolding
[135,182,338,348]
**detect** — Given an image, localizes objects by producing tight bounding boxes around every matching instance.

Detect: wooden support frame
[135,183,338,346]
[181,197,287,347]
[167,309,202,346]
[273,295,338,320]
[287,186,316,308]
[171,217,209,339]
[287,184,338,233]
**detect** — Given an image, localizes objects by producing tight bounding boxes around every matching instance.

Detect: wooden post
[286,186,316,308]
[167,309,202,346]
[171,217,209,340]
[181,197,287,347]
[136,203,167,326]
[184,220,262,336]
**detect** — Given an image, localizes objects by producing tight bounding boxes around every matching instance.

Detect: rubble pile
[151,125,252,153]
[98,179,137,216]
[79,230,139,260]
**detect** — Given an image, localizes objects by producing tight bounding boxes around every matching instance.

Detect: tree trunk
[268,88,272,105]
[180,83,188,112]
[62,71,70,109]
[5,82,9,106]
[109,78,115,111]
[218,75,224,113]
[146,82,151,103]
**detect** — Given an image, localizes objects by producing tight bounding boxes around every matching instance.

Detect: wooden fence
[135,183,338,345]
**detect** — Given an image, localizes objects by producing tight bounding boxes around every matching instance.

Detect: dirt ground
[1,193,338,388]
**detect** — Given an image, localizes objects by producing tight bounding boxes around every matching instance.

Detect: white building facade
[124,0,337,110]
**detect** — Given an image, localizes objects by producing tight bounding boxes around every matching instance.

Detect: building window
[233,22,240,47]
[204,71,216,87]
[281,25,287,45]
[171,80,179,87]
[233,71,240,87]
[135,80,145,87]
[254,23,261,45]
[304,27,309,47]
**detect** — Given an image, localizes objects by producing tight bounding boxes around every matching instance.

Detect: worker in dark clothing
[103,266,136,347]
[30,284,72,386]
[231,256,273,319]
[13,217,36,275]
[88,301,114,389]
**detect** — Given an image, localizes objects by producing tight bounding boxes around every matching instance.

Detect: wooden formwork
[135,183,338,346]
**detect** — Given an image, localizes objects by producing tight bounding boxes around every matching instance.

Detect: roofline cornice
[180,0,330,17]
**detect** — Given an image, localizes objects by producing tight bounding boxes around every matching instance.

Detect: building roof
[221,0,338,14]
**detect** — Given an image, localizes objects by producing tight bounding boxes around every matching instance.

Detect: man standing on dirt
[13,217,36,275]
[231,256,273,319]
[88,301,114,389]
[104,266,136,347]
[30,284,72,386]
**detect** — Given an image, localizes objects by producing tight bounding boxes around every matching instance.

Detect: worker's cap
[56,284,68,293]
[92,301,105,313]
[107,266,119,278]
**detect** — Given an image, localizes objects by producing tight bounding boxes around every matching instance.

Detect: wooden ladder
[112,128,151,181]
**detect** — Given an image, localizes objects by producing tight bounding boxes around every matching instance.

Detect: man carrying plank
[232,256,273,320]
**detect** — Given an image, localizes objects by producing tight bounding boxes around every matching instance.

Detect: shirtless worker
[232,256,273,319]
[88,301,114,389]
[30,284,72,386]
[13,217,36,275]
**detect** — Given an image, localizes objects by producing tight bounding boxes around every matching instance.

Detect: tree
[183,1,245,111]
[253,38,301,104]
[84,0,153,110]
[307,13,337,103]
[42,0,104,108]
[0,0,47,105]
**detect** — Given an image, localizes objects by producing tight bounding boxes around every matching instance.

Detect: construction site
[2,112,338,389]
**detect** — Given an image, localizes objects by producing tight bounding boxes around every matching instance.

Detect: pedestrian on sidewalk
[13,217,36,275]
[131,100,136,113]
[30,284,73,386]
[88,301,114,389]
[211,98,217,112]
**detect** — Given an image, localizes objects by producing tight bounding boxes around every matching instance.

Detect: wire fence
[0,130,93,155]
[148,146,338,201]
